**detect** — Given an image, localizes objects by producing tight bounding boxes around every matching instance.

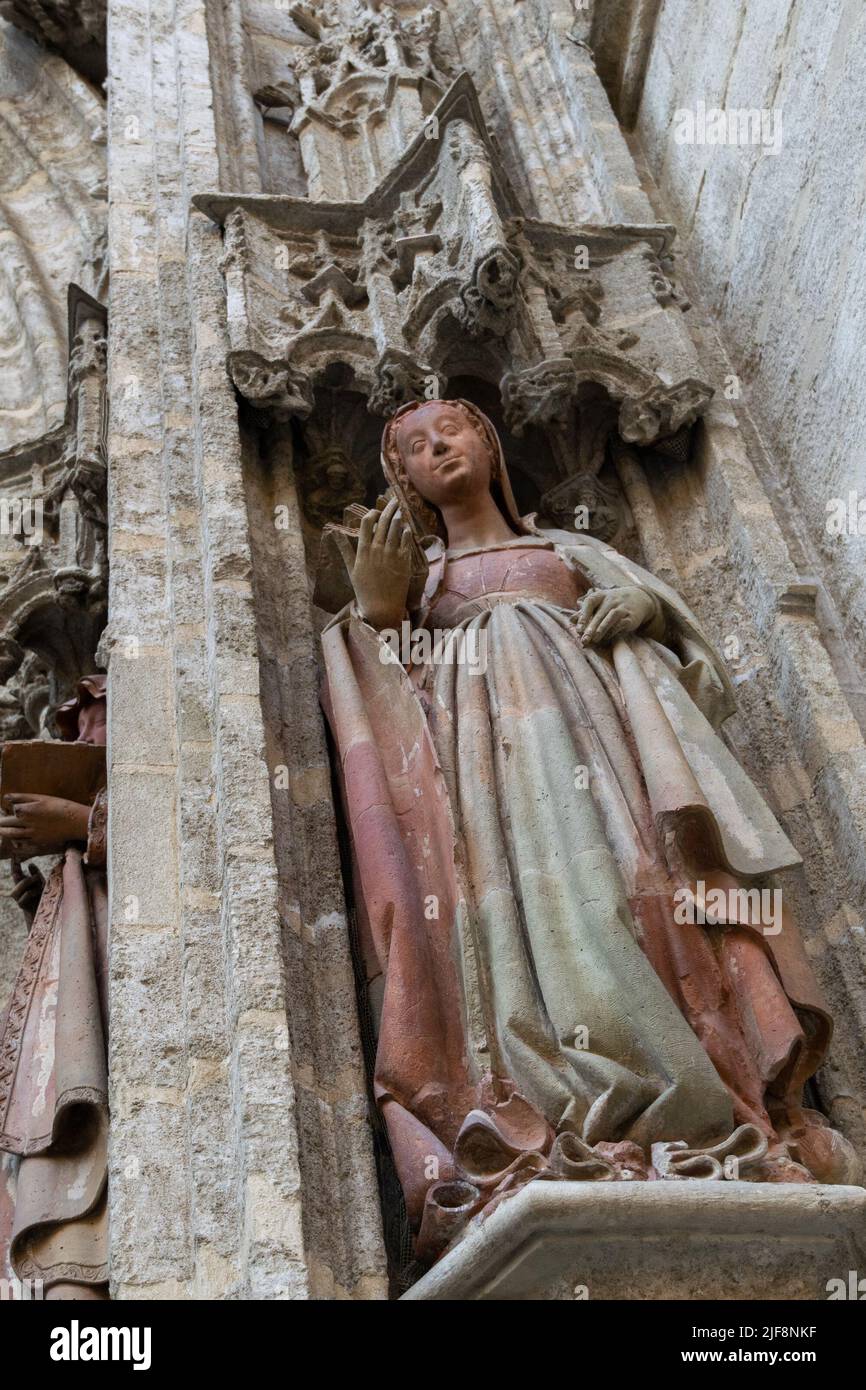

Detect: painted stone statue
[0,676,108,1298]
[321,399,857,1264]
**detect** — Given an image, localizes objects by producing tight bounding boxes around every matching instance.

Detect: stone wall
[102,0,386,1299]
[632,0,866,672]
[0,18,105,449]
[0,0,865,1301]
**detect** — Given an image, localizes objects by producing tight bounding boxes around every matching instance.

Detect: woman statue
[322,399,859,1263]
[0,675,108,1298]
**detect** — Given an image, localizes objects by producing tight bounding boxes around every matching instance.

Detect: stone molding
[404,1180,866,1301]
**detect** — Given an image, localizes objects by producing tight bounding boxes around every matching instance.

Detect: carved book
[313,498,429,614]
[0,741,106,857]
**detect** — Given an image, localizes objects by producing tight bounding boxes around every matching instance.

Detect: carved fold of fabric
[0,865,66,1154]
[426,599,736,1149]
[652,1122,769,1180]
[0,849,108,1293]
[610,635,803,880]
[608,634,831,1093]
[0,1152,17,1284]
[323,560,841,1262]
[322,617,478,1227]
[633,885,828,1146]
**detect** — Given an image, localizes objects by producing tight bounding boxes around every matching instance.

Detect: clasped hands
[0,794,92,857]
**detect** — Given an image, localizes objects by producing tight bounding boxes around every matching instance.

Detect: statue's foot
[748,1149,813,1183]
[592,1139,650,1181]
[776,1110,863,1185]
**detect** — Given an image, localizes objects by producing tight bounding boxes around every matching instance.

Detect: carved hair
[380,398,502,542]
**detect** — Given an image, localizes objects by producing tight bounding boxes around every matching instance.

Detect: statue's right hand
[335,497,413,630]
[0,794,91,848]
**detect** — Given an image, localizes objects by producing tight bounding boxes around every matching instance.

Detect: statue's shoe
[777,1110,863,1185]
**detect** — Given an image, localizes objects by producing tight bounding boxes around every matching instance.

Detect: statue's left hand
[577,586,657,646]
[10,859,46,924]
[0,794,92,850]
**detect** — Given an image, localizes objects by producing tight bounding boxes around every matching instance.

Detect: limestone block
[404,1181,866,1301]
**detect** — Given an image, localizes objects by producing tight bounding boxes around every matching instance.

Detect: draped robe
[323,515,834,1258]
[0,790,108,1297]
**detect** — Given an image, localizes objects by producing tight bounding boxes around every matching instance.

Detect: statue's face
[77,698,107,747]
[395,402,493,509]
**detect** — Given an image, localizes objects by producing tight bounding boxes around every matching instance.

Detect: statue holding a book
[0,675,109,1299]
[320,398,859,1266]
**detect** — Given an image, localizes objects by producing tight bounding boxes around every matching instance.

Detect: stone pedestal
[402,1181,866,1301]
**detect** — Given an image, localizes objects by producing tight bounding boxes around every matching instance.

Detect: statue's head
[387,399,499,506]
[381,398,515,541]
[55,674,107,747]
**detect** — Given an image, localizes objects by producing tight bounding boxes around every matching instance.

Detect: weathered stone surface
[632,0,866,671]
[0,1,106,84]
[403,1181,866,1301]
[0,20,105,449]
[0,0,864,1303]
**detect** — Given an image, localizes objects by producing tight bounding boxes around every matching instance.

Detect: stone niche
[191,0,866,1300]
[0,285,107,738]
[196,67,713,560]
[196,48,715,1289]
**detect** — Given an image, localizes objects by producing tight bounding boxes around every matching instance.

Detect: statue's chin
[416,477,479,509]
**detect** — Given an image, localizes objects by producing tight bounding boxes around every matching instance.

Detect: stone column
[104,0,384,1299]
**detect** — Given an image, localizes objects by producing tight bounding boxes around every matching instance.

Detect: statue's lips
[432,455,465,472]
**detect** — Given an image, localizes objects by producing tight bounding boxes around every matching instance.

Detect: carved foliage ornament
[0,287,108,733]
[198,73,711,461]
